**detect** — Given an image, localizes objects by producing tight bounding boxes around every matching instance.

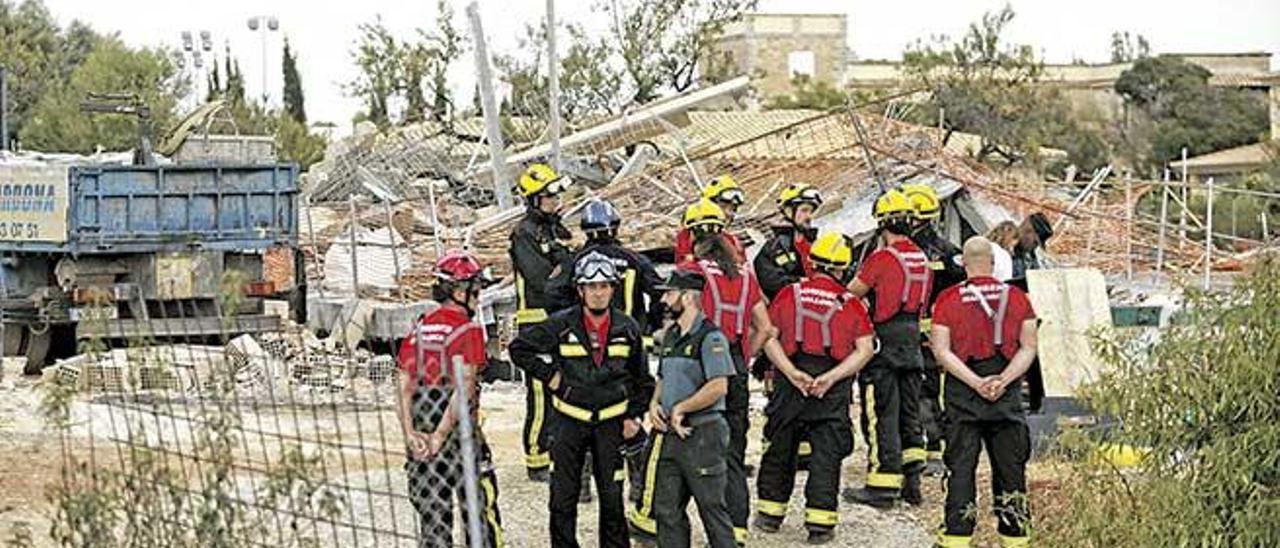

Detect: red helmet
[434,249,491,284]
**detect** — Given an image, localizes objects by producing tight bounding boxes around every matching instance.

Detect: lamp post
[179,30,213,106]
[247,15,279,106]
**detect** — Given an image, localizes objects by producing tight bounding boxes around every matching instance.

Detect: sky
[39,0,1280,136]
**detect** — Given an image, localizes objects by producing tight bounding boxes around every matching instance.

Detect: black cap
[1029,212,1054,243]
[657,268,706,291]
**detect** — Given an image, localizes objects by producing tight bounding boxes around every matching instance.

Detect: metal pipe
[1179,147,1189,243]
[1156,170,1170,276]
[1125,175,1134,281]
[0,65,8,151]
[347,197,360,297]
[383,201,404,304]
[467,2,513,209]
[1204,177,1214,291]
[545,0,561,170]
[452,357,484,548]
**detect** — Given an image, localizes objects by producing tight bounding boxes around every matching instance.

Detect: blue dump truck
[0,162,303,373]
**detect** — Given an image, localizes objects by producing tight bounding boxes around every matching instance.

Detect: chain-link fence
[37,280,494,548]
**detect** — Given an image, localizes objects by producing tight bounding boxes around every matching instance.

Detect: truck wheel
[21,328,52,375]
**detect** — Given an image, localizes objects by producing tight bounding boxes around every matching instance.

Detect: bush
[1040,254,1280,546]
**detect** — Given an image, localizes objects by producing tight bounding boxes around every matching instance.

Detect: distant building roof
[1169,141,1277,174]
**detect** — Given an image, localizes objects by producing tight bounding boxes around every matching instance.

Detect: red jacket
[681,258,763,348]
[675,228,746,265]
[856,239,933,323]
[769,274,874,361]
[931,276,1036,362]
[397,304,487,386]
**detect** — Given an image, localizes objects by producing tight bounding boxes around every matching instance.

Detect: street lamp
[247,15,279,106]
[178,30,214,107]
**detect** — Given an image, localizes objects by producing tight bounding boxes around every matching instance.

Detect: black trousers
[943,418,1031,540]
[654,417,736,548]
[858,363,927,492]
[550,414,628,548]
[523,374,553,472]
[756,411,852,532]
[921,352,946,458]
[406,442,504,548]
[724,358,750,542]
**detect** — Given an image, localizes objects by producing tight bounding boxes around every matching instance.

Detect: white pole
[1125,175,1134,281]
[546,0,562,170]
[1156,169,1170,277]
[467,2,513,209]
[1179,147,1189,244]
[1204,177,1214,291]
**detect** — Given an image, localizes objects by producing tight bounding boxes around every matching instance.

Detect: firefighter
[630,199,775,546]
[397,250,504,548]
[675,175,748,264]
[547,198,663,504]
[843,189,933,509]
[508,251,655,548]
[647,267,737,548]
[752,183,823,468]
[754,232,876,545]
[930,237,1038,548]
[901,183,966,477]
[509,162,576,481]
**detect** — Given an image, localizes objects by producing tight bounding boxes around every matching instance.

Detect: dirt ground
[0,356,1049,547]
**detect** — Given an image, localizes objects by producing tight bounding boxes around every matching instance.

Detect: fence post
[1125,175,1134,281]
[467,2,513,210]
[347,197,361,297]
[1204,177,1214,291]
[546,0,561,170]
[384,200,404,304]
[452,357,484,548]
[1156,170,1170,278]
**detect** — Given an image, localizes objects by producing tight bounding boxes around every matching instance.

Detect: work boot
[902,472,923,506]
[527,468,550,483]
[924,458,945,478]
[806,528,836,545]
[752,513,782,533]
[842,486,897,510]
[628,521,657,546]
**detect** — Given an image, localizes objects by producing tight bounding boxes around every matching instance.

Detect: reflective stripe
[962,283,1011,348]
[867,384,881,472]
[903,447,928,464]
[613,468,626,482]
[559,343,590,357]
[999,534,1030,548]
[642,336,655,349]
[703,261,753,340]
[627,509,657,534]
[632,433,664,529]
[936,532,972,548]
[624,268,637,318]
[886,246,932,312]
[757,499,788,517]
[865,472,904,489]
[804,508,839,526]
[775,252,794,266]
[798,441,813,456]
[793,282,847,349]
[919,317,933,333]
[527,379,549,469]
[552,397,629,423]
[411,321,481,385]
[516,308,548,325]
[927,449,944,460]
[607,344,631,358]
[481,476,505,547]
[733,527,748,545]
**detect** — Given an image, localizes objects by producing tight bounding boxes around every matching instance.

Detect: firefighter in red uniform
[930,237,1037,548]
[397,250,505,548]
[631,199,777,546]
[675,175,747,264]
[844,189,934,508]
[754,233,876,545]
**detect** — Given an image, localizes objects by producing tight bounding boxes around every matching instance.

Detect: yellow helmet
[518,163,570,197]
[702,175,746,206]
[683,198,727,233]
[901,183,941,220]
[873,189,914,222]
[777,183,823,210]
[809,232,853,269]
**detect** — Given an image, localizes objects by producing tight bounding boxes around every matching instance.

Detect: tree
[1109,30,1151,63]
[348,1,465,128]
[1115,55,1268,174]
[766,76,850,110]
[22,37,186,153]
[281,38,306,123]
[495,21,621,124]
[901,5,1062,164]
[348,19,399,128]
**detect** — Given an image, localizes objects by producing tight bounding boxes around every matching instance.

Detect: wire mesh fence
[37,282,495,548]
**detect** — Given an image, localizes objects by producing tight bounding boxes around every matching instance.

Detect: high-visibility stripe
[527,379,549,469]
[613,468,626,482]
[607,344,631,358]
[559,344,589,357]
[757,499,787,517]
[631,433,664,531]
[516,308,548,325]
[624,269,636,317]
[903,447,928,464]
[804,508,839,526]
[628,508,658,534]
[733,527,748,545]
[553,397,628,423]
[919,317,933,333]
[798,441,813,456]
[867,384,881,472]
[999,534,1030,548]
[866,472,904,489]
[927,450,944,460]
[481,477,505,547]
[642,336,654,349]
[936,532,972,548]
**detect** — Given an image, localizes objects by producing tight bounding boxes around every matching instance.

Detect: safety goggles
[542,175,573,196]
[575,260,617,285]
[792,187,822,206]
[716,188,746,206]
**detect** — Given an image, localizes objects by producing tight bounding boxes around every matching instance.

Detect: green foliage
[275,112,326,170]
[496,21,621,123]
[1110,31,1150,63]
[766,76,850,111]
[348,0,465,128]
[0,0,95,145]
[901,5,1068,165]
[1115,56,1269,174]
[1042,255,1280,546]
[282,38,306,124]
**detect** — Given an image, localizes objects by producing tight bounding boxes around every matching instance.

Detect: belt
[553,397,629,423]
[516,308,548,325]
